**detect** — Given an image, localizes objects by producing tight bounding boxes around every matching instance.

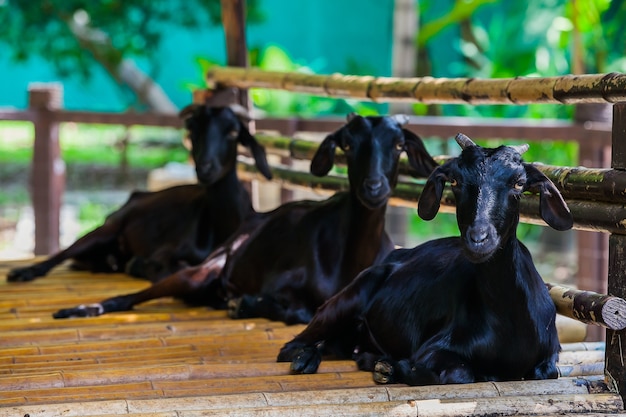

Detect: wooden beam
[606,103,626,403]
[220,0,249,108]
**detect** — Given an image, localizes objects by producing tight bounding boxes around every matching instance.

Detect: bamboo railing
[207,67,626,104]
[239,134,626,234]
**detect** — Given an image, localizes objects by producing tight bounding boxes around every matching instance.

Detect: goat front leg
[276,265,392,373]
[53,248,227,319]
[7,223,120,282]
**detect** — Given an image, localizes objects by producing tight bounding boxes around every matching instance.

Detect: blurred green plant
[77,201,119,235]
[0,121,188,170]
[187,43,385,117]
[0,0,264,111]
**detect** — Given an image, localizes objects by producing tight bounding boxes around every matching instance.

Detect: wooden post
[606,103,626,403]
[219,0,280,208]
[575,103,612,341]
[220,0,249,108]
[386,0,418,247]
[28,83,65,255]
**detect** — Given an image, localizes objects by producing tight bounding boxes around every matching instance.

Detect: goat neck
[342,190,390,280]
[205,165,254,232]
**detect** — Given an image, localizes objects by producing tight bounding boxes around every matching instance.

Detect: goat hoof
[373,360,395,384]
[125,257,147,277]
[290,347,321,374]
[228,295,259,319]
[277,344,302,362]
[6,267,38,282]
[53,304,104,319]
[227,298,243,319]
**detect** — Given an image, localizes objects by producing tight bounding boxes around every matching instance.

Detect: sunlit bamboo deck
[0,259,623,416]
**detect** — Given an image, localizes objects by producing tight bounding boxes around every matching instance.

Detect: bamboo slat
[3,393,623,417]
[207,67,626,104]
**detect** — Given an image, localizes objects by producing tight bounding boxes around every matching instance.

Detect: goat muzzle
[359,178,391,209]
[464,222,500,263]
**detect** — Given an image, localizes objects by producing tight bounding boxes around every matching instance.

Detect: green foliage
[416,0,498,47]
[0,121,188,169]
[417,0,626,120]
[77,200,118,235]
[249,44,384,117]
[0,0,263,86]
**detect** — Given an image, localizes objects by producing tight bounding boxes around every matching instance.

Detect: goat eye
[395,142,404,151]
[343,144,351,151]
[450,178,458,187]
[514,181,525,191]
[227,129,239,139]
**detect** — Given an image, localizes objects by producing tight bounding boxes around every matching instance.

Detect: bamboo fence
[238,134,626,235]
[0,261,622,416]
[207,67,626,104]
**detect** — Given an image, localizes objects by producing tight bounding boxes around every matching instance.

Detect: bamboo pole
[547,283,626,330]
[207,67,626,104]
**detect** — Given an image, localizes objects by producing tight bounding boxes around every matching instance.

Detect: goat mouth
[463,241,499,263]
[195,169,221,185]
[358,193,390,210]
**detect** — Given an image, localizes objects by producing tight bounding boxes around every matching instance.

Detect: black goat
[7,105,272,283]
[278,134,573,385]
[52,113,438,320]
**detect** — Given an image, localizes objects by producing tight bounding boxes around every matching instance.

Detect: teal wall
[0,0,394,112]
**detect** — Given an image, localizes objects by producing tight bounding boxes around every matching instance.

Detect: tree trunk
[67,18,177,113]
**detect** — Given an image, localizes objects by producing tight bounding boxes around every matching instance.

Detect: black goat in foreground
[52,113,438,321]
[278,134,573,385]
[7,105,272,283]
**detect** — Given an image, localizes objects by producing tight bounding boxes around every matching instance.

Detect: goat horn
[510,144,530,154]
[454,133,477,149]
[391,114,409,126]
[178,104,200,119]
[228,104,252,123]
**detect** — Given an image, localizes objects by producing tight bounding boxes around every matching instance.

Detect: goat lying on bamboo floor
[52,113,438,321]
[7,105,272,284]
[278,134,573,385]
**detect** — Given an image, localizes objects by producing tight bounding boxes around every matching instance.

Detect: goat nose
[199,162,213,173]
[469,227,489,243]
[365,178,383,192]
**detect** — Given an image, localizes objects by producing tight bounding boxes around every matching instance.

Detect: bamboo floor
[0,259,623,416]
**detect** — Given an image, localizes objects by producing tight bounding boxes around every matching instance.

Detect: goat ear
[417,165,449,221]
[238,126,273,180]
[524,163,573,231]
[403,129,438,178]
[310,132,338,177]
